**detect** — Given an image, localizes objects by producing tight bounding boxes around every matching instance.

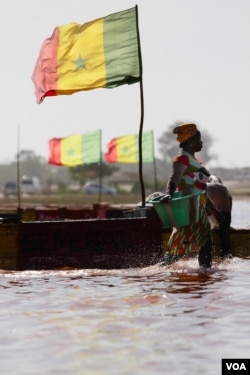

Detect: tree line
[1,123,247,193]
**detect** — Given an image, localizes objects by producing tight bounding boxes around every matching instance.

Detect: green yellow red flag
[104,131,154,163]
[32,6,142,103]
[48,130,101,166]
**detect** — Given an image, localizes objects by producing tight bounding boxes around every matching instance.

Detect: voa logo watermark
[222,359,250,374]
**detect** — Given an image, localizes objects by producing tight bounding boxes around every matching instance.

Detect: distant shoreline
[0,183,249,210]
[228,185,250,200]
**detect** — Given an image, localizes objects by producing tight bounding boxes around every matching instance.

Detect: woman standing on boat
[159,123,223,268]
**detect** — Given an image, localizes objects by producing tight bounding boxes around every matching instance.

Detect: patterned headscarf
[173,123,198,144]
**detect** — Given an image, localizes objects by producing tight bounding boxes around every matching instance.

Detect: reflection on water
[1,257,250,375]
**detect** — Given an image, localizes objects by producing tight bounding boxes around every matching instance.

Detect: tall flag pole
[136,5,146,206]
[138,78,145,206]
[32,6,146,205]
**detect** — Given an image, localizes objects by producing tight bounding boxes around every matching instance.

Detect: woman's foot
[158,253,179,266]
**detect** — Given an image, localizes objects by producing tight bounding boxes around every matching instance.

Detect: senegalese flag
[48,130,101,166]
[32,6,142,104]
[105,131,154,163]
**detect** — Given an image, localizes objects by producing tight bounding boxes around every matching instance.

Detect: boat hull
[0,216,249,271]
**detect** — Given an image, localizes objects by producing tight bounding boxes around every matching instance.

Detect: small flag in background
[48,130,101,166]
[105,131,154,163]
[32,6,142,103]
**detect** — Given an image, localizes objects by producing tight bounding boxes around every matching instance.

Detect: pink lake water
[0,199,249,375]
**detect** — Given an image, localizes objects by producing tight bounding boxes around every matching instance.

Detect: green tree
[16,150,47,179]
[68,162,119,186]
[15,149,71,189]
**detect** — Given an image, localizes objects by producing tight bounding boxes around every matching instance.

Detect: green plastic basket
[149,189,203,228]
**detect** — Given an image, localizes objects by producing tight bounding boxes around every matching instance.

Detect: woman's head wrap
[173,123,198,144]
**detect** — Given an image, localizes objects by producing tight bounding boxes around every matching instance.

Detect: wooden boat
[0,206,249,271]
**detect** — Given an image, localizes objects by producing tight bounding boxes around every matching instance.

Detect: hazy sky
[1,0,249,168]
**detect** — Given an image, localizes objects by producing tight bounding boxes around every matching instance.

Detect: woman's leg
[198,235,212,268]
[197,205,213,268]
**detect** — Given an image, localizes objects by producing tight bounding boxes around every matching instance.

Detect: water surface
[0,200,249,375]
[1,258,250,375]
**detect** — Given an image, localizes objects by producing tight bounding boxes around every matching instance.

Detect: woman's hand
[160,195,172,204]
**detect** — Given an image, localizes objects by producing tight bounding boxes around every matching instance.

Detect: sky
[1,0,250,168]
